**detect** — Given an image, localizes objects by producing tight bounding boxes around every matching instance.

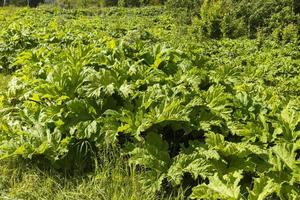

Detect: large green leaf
[190,171,243,200]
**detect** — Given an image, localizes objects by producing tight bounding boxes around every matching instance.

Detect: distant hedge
[0,0,167,7]
[1,0,299,42]
[53,0,167,7]
[167,0,299,41]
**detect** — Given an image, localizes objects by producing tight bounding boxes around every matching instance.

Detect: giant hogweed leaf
[205,132,272,173]
[227,121,258,141]
[83,68,119,98]
[64,44,96,70]
[175,67,208,92]
[248,176,280,200]
[274,100,300,141]
[128,132,171,192]
[146,97,190,124]
[205,85,232,121]
[117,85,192,140]
[227,113,272,143]
[205,132,267,159]
[188,105,224,132]
[147,45,181,74]
[7,77,28,98]
[47,46,96,97]
[190,171,243,200]
[118,109,152,141]
[205,132,226,148]
[119,81,135,99]
[129,132,171,171]
[167,142,219,185]
[221,143,255,158]
[228,101,272,142]
[140,84,169,110]
[278,183,300,199]
[127,59,151,79]
[100,108,151,144]
[66,98,96,122]
[168,156,211,185]
[69,120,98,140]
[99,110,122,146]
[233,92,258,120]
[140,170,168,194]
[0,119,70,161]
[272,142,300,172]
[210,64,240,85]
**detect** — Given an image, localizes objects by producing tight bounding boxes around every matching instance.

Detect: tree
[28,0,44,7]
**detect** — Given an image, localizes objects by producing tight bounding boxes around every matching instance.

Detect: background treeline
[0,0,167,7]
[53,0,167,7]
[67,0,299,42]
[1,0,299,41]
[169,0,299,42]
[176,0,300,41]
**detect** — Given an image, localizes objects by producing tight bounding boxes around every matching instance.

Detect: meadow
[0,1,300,199]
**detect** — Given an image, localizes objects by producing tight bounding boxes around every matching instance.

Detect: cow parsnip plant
[0,6,300,200]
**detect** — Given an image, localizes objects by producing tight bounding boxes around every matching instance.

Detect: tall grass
[0,155,151,200]
[0,153,185,199]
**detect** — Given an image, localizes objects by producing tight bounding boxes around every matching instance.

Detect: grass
[0,156,152,200]
[0,153,185,200]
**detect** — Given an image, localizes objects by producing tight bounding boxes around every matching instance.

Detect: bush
[102,0,118,6]
[282,23,299,42]
[118,0,140,7]
[195,0,298,39]
[2,0,27,6]
[55,0,118,8]
[166,0,203,24]
[199,0,237,38]
[166,0,203,15]
[294,0,300,13]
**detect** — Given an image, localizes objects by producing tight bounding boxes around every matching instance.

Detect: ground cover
[0,5,299,199]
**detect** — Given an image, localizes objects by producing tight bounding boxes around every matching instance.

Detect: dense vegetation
[0,1,300,199]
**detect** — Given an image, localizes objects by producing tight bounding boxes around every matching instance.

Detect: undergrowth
[0,155,185,200]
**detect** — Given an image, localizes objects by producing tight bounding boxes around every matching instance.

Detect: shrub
[282,23,299,43]
[196,0,298,39]
[166,0,203,24]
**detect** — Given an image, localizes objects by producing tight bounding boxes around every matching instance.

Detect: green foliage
[191,171,243,200]
[0,74,10,91]
[194,0,300,40]
[166,0,203,24]
[0,156,171,200]
[118,0,140,7]
[0,6,300,200]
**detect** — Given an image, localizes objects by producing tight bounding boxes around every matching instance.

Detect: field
[0,2,300,200]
